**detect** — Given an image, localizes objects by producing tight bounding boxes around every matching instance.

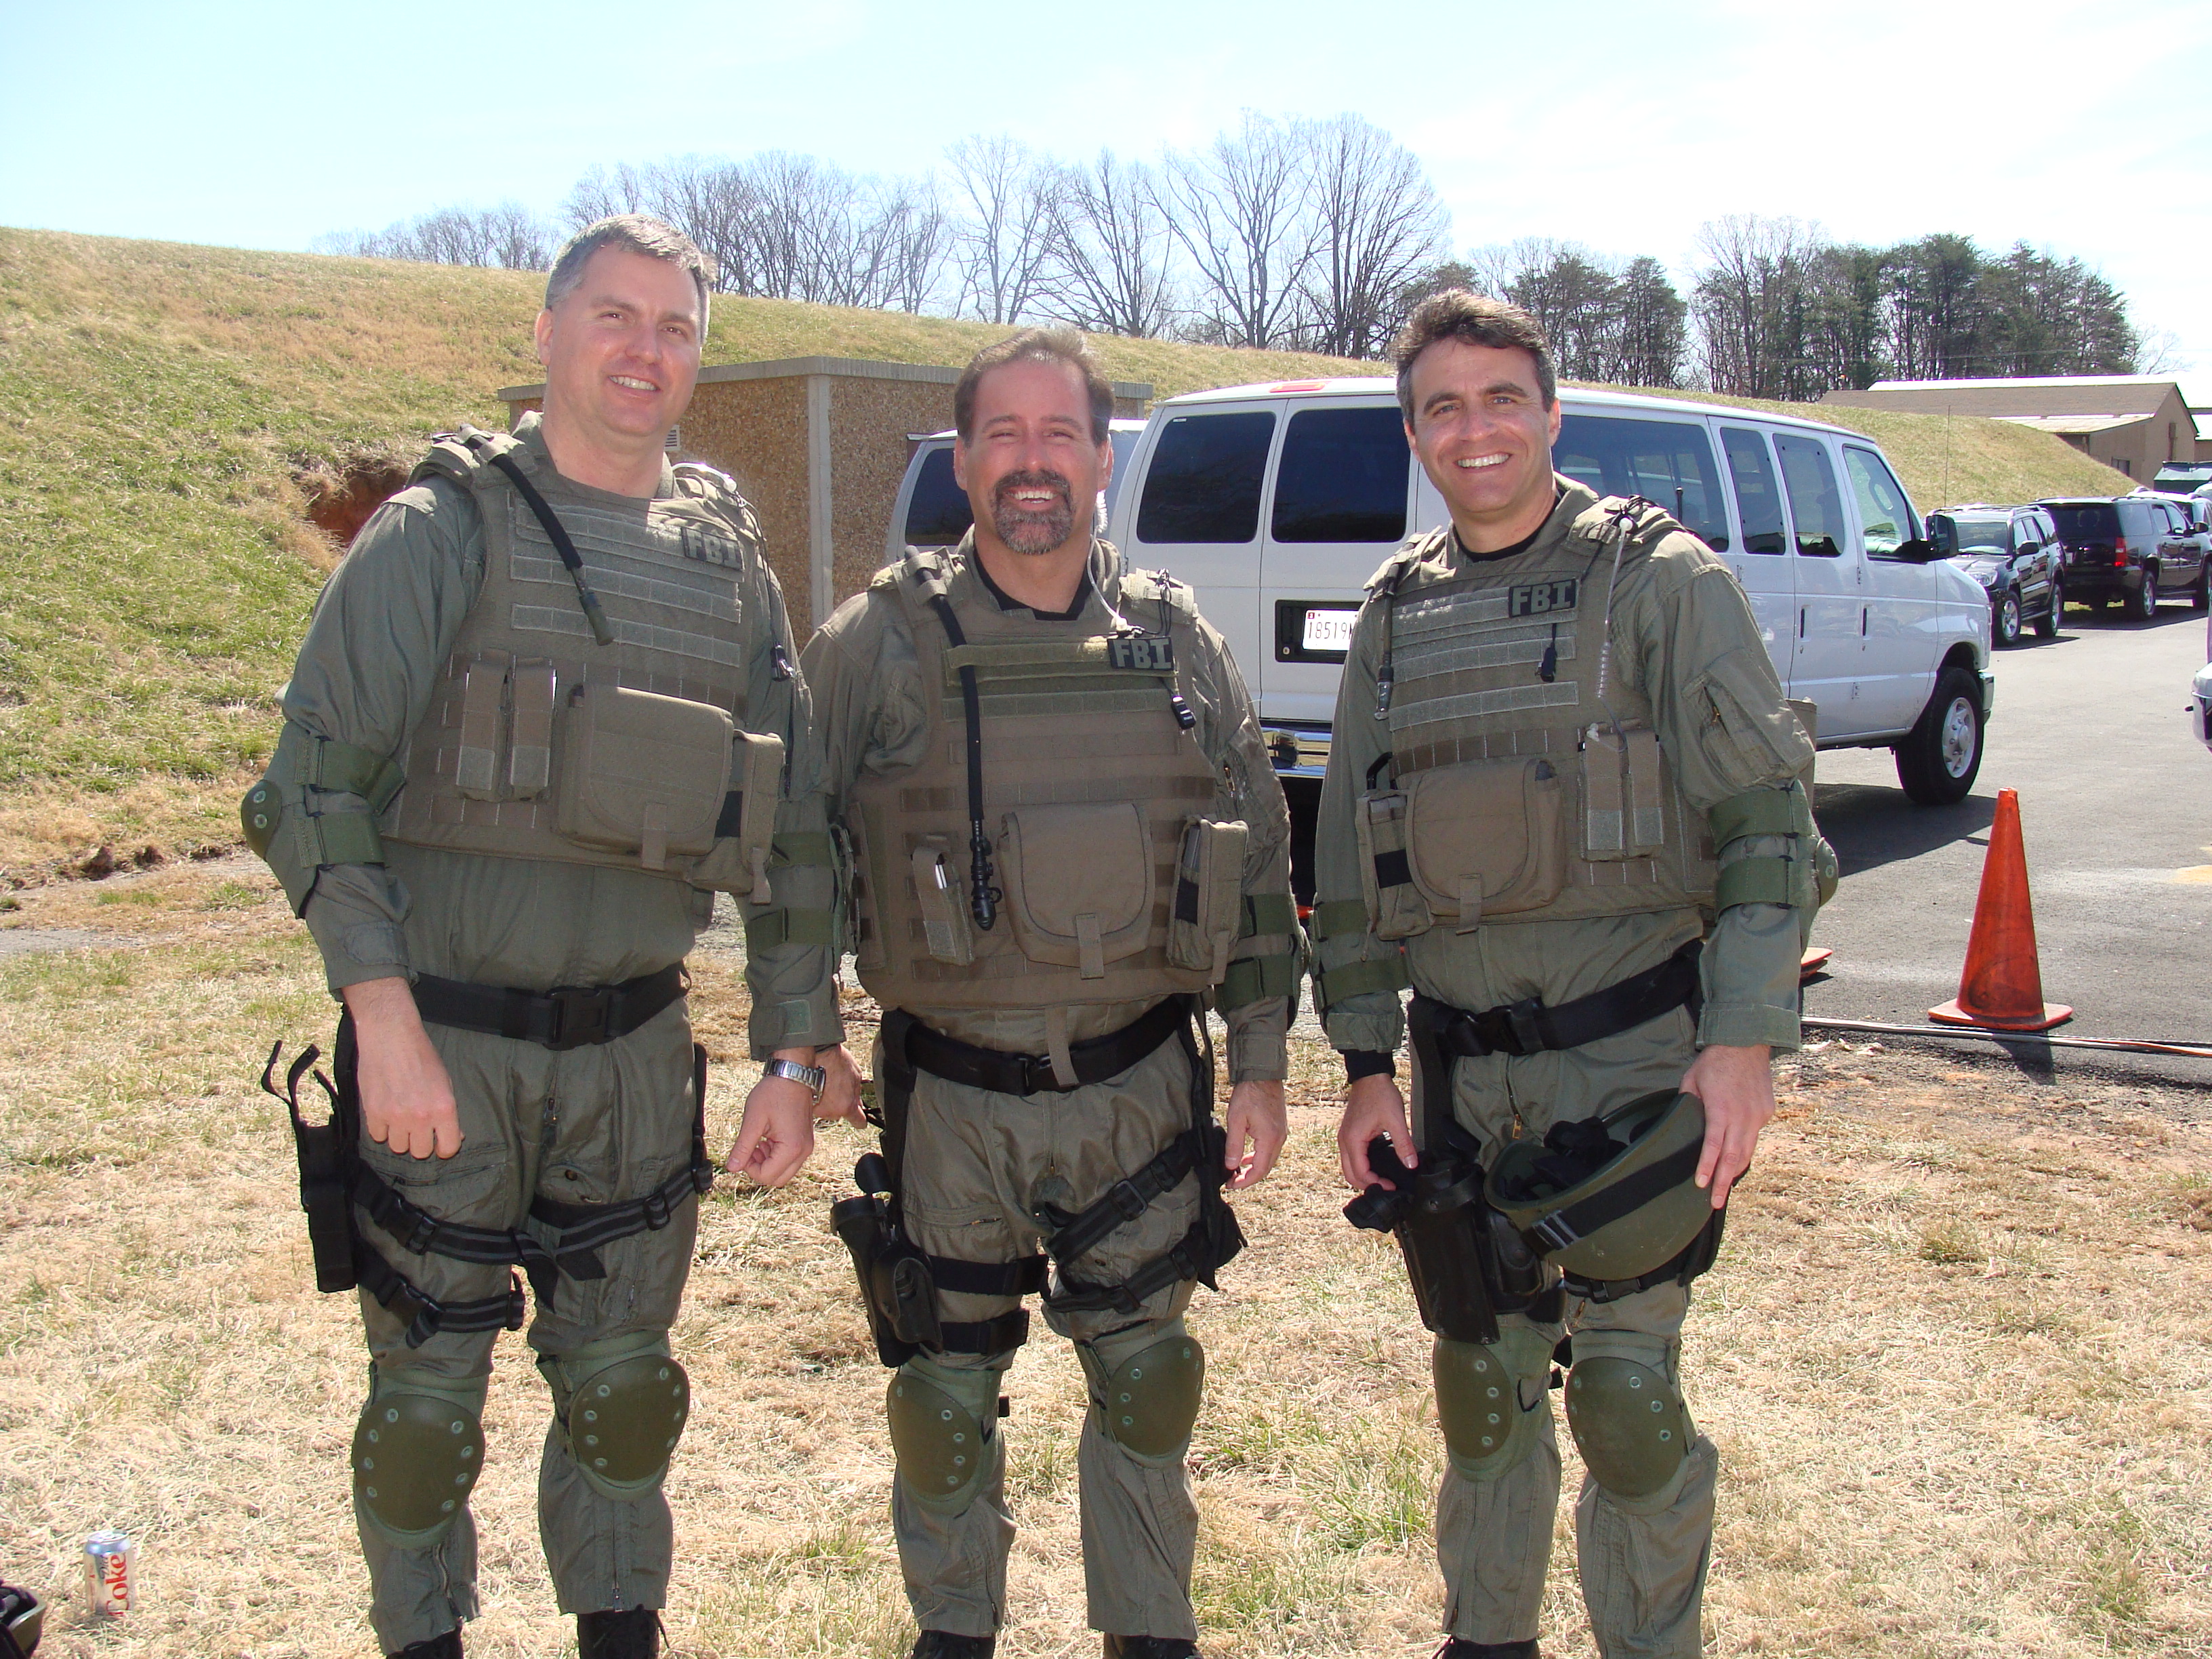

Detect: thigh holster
[261,1026,716,1349]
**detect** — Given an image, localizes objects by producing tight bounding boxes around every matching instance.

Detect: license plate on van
[1301,609,1357,653]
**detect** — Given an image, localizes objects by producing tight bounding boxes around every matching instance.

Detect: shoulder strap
[410,425,523,491]
[671,462,766,549]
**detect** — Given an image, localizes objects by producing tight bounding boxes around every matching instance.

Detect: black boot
[390,1634,461,1659]
[577,1607,661,1659]
[1103,1638,1200,1658]
[1435,1640,1538,1659]
[911,1635,996,1659]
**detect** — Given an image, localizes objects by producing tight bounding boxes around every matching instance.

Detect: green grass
[0,226,2139,875]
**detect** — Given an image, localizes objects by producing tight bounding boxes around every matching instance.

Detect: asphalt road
[1805,599,2212,1082]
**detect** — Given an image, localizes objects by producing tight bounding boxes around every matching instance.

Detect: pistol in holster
[261,1038,361,1296]
[1345,1134,1557,1345]
[830,1151,942,1367]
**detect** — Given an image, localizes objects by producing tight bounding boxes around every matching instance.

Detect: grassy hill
[0,227,2135,877]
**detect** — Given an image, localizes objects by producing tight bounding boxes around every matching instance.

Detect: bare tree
[1689,214,1827,396]
[314,202,554,270]
[561,165,655,230]
[1297,115,1448,359]
[1161,112,1319,350]
[944,135,1061,324]
[1046,148,1177,338]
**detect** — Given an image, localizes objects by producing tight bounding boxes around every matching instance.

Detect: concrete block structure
[1822,376,2200,483]
[501,356,1152,631]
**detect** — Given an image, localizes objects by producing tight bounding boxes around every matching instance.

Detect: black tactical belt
[411,962,687,1050]
[1415,941,1702,1061]
[899,994,1191,1096]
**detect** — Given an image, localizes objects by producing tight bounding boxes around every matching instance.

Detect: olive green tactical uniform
[258,415,841,1653]
[806,535,1294,1643]
[1313,480,1816,1658]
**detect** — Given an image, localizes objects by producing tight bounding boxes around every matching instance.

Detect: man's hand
[1222,1079,1288,1191]
[813,1042,868,1130]
[724,1047,819,1187]
[343,976,462,1160]
[1337,1072,1414,1191]
[1681,1042,1774,1208]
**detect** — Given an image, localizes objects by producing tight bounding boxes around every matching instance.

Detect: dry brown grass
[2,876,2209,1658]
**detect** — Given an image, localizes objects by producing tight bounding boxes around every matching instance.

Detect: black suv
[1927,504,2063,645]
[2039,495,2207,619]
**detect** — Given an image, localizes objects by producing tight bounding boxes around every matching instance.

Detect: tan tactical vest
[848,544,1246,1013]
[1355,494,1719,937]
[384,421,781,892]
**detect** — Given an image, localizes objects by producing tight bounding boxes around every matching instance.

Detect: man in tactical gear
[805,329,1298,1659]
[1312,293,1832,1659]
[247,216,846,1659]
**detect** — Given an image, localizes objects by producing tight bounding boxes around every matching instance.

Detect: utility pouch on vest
[1355,790,1433,941]
[1405,756,1566,930]
[447,651,558,802]
[999,802,1155,981]
[1580,724,1666,861]
[555,681,733,871]
[911,840,975,966]
[1166,816,1248,979]
[685,729,785,898]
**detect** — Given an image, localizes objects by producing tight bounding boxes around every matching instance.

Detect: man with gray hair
[245,215,846,1658]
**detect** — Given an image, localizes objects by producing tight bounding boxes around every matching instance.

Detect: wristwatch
[763,1057,827,1097]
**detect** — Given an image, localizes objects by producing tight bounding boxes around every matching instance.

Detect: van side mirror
[1891,537,1939,562]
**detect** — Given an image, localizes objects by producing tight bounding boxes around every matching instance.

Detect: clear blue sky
[3,0,2206,396]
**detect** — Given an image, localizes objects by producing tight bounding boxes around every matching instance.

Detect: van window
[1843,446,1920,558]
[1555,415,1729,550]
[1721,427,1786,554]
[903,447,972,548]
[1774,434,1846,558]
[1136,411,1276,544]
[1271,407,1409,543]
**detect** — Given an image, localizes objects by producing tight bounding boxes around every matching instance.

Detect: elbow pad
[1706,781,1838,934]
[245,722,405,913]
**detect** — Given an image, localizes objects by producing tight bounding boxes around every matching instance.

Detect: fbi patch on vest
[1109,635,1176,672]
[1508,579,1578,618]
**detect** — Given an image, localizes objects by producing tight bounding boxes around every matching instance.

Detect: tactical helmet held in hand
[1485,1090,1713,1282]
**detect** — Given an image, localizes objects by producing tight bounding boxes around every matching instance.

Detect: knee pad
[1434,1324,1553,1481]
[1565,1356,1689,1502]
[539,1332,691,1502]
[887,1359,996,1515]
[352,1366,488,1547]
[1096,1331,1204,1458]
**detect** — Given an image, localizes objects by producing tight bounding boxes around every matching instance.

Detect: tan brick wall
[825,377,956,611]
[676,380,813,630]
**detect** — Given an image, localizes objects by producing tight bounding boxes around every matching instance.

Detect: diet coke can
[84,1530,132,1618]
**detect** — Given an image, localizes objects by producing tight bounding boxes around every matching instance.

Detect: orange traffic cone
[1929,788,2071,1031]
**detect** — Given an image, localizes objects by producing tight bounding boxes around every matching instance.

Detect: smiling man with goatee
[801,329,1298,1658]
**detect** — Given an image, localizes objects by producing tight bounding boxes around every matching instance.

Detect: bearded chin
[994,504,1075,555]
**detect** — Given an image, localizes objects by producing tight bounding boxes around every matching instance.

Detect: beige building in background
[503,356,1152,630]
[1822,375,2200,481]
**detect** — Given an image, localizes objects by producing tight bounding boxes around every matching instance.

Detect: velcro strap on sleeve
[1317,954,1410,1008]
[770,831,835,867]
[1218,952,1297,1012]
[1713,856,1795,912]
[306,809,386,866]
[1708,785,1801,850]
[302,733,405,815]
[1238,892,1298,938]
[743,906,838,950]
[1309,899,1368,941]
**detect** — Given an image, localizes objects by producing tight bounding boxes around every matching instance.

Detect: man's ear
[533,308,554,367]
[951,436,968,492]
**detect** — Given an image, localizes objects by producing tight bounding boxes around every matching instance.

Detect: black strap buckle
[1018,1052,1070,1094]
[1460,997,1544,1058]
[641,1187,672,1230]
[541,985,613,1050]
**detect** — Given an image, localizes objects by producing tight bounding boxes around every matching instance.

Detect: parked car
[2194,612,2212,754]
[1926,504,2063,645]
[1099,380,1993,838]
[2040,494,2207,618]
[885,419,1146,562]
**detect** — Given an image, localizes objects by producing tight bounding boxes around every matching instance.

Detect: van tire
[1895,668,1984,806]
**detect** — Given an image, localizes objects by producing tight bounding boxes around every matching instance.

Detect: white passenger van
[884,419,1147,562]
[1101,380,1992,853]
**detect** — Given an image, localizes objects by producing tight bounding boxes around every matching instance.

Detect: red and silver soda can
[84,1530,133,1618]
